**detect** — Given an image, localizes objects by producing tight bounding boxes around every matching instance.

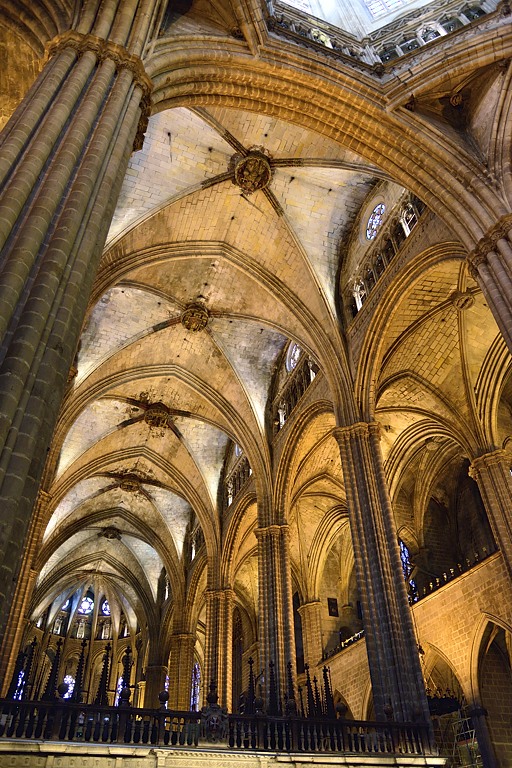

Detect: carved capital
[45,31,153,97]
[255,523,290,539]
[469,449,507,478]
[468,213,512,273]
[467,250,488,280]
[333,421,380,446]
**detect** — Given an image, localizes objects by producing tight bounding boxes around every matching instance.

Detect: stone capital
[255,523,290,539]
[469,449,507,477]
[468,213,512,268]
[44,31,153,96]
[333,421,380,446]
[205,587,235,602]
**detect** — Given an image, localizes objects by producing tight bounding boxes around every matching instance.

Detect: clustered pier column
[334,422,431,725]
[256,523,296,710]
[470,449,512,580]
[167,632,195,710]
[0,0,161,647]
[204,588,234,709]
[468,214,512,351]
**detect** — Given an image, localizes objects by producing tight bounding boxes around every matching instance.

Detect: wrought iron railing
[0,699,435,756]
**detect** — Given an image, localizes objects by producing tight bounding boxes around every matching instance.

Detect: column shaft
[204,588,234,709]
[0,0,159,647]
[167,633,195,710]
[470,450,512,579]
[467,215,512,352]
[335,422,430,724]
[144,664,168,709]
[256,523,296,708]
[297,600,323,666]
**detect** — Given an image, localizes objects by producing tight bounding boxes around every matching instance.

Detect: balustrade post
[334,423,431,725]
[0,0,162,648]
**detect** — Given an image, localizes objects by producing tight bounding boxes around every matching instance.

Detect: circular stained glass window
[286,343,302,372]
[77,596,94,615]
[366,203,386,240]
[101,599,110,616]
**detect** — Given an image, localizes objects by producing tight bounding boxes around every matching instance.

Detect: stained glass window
[190,663,201,711]
[101,600,110,616]
[63,675,75,699]
[78,596,94,615]
[286,342,302,372]
[13,670,25,700]
[366,203,386,240]
[399,539,418,603]
[114,675,124,706]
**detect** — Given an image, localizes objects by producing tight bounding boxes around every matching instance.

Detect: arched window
[366,203,386,240]
[101,599,110,616]
[13,669,25,700]
[114,675,124,706]
[190,663,201,711]
[399,539,418,603]
[63,675,75,699]
[286,342,302,372]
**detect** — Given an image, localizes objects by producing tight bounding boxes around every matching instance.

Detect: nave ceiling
[2,0,511,658]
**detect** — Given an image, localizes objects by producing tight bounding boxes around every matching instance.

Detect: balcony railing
[0,699,435,756]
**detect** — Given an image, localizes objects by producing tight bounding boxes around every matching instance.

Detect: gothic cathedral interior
[0,0,512,765]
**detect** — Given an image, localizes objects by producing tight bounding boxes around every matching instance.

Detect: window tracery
[286,342,302,372]
[366,203,386,240]
[273,351,319,432]
[78,596,94,615]
[348,193,426,319]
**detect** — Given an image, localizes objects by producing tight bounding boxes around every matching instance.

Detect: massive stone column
[297,600,323,666]
[143,664,168,709]
[0,488,50,695]
[256,523,296,710]
[467,214,512,351]
[0,0,161,647]
[334,422,430,724]
[204,588,234,709]
[470,449,512,579]
[167,632,195,710]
